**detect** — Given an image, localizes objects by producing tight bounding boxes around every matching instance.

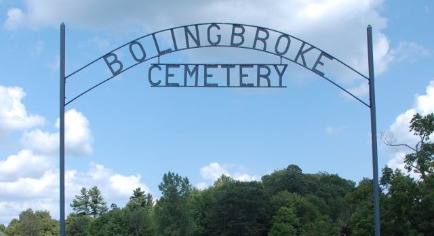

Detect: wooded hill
[1,113,433,236]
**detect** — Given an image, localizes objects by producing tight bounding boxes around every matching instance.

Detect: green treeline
[1,113,433,236]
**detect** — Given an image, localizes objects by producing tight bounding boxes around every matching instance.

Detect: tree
[202,180,271,235]
[268,206,298,236]
[5,209,59,236]
[88,186,108,217]
[125,207,154,236]
[380,113,434,234]
[65,214,93,236]
[415,174,434,234]
[405,113,434,179]
[87,208,123,236]
[262,164,318,195]
[125,188,155,236]
[71,187,90,216]
[126,187,153,211]
[269,190,338,235]
[382,113,434,180]
[309,172,355,221]
[346,178,390,235]
[380,167,421,235]
[155,172,196,236]
[5,219,20,236]
[19,208,39,235]
[71,186,107,218]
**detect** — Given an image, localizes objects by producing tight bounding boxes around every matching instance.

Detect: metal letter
[152,33,172,55]
[148,64,162,86]
[204,64,218,87]
[184,25,201,48]
[312,52,333,77]
[294,42,314,67]
[257,65,271,87]
[170,28,178,51]
[129,41,147,62]
[221,64,235,87]
[166,64,180,86]
[207,23,221,46]
[230,24,245,47]
[274,65,287,87]
[253,27,269,51]
[239,64,254,87]
[184,64,199,86]
[275,34,291,56]
[103,52,123,76]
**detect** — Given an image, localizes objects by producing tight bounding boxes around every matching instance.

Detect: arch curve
[65,23,368,106]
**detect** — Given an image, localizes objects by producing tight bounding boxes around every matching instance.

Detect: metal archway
[60,23,380,235]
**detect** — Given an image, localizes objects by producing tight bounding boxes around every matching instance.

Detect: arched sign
[60,23,380,235]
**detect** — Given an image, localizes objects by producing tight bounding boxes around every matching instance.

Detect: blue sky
[1,0,434,225]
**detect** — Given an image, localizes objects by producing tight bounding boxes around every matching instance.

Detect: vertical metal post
[59,23,66,236]
[367,25,380,236]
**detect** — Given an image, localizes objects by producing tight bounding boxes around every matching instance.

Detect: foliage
[268,206,298,236]
[262,164,313,195]
[154,171,196,236]
[124,188,155,235]
[4,113,434,236]
[126,187,153,211]
[70,187,90,216]
[70,186,108,218]
[86,188,155,236]
[347,112,434,235]
[4,162,433,235]
[405,113,434,179]
[65,214,93,236]
[200,179,271,235]
[5,209,59,236]
[345,178,380,236]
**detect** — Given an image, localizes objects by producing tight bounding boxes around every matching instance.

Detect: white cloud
[0,161,149,225]
[21,109,93,156]
[3,8,24,30]
[90,37,111,52]
[4,0,390,80]
[20,129,57,155]
[0,150,51,181]
[386,152,406,172]
[66,163,149,203]
[388,109,419,146]
[0,86,45,133]
[0,85,148,225]
[389,41,431,64]
[386,79,434,172]
[232,173,257,182]
[0,170,58,199]
[48,54,60,71]
[200,162,230,182]
[62,109,93,156]
[0,168,59,225]
[109,174,146,197]
[347,82,370,100]
[325,125,347,135]
[389,80,434,145]
[415,80,434,115]
[199,162,258,188]
[31,40,44,56]
[195,182,208,190]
